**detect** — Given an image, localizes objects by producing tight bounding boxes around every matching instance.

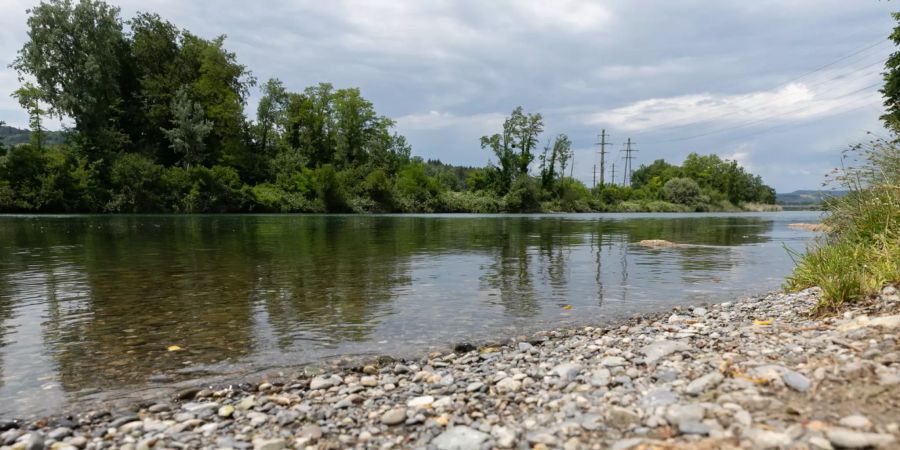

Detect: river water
[0,211,820,417]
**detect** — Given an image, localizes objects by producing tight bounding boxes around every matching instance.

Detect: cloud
[0,0,894,191]
[585,71,881,133]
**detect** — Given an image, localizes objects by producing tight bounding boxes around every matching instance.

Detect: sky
[0,0,895,192]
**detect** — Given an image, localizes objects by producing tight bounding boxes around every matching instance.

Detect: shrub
[663,177,701,205]
[108,153,166,212]
[501,176,541,212]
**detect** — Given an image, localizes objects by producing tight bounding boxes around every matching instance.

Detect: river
[0,211,820,417]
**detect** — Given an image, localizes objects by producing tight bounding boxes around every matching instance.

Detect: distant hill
[776,189,848,206]
[0,125,69,146]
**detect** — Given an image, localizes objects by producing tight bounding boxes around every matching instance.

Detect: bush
[182,165,252,213]
[503,176,541,212]
[440,190,502,213]
[393,163,443,212]
[0,145,99,212]
[314,164,348,212]
[108,153,166,212]
[663,177,701,205]
[363,168,394,210]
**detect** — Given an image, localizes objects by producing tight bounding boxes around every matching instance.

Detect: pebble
[495,377,522,393]
[380,408,407,426]
[606,406,640,429]
[431,426,488,450]
[253,438,286,450]
[782,370,811,392]
[552,363,582,381]
[839,415,872,430]
[218,405,234,418]
[406,395,434,409]
[826,427,896,448]
[685,371,724,395]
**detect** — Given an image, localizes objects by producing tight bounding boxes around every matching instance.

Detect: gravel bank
[2,287,899,450]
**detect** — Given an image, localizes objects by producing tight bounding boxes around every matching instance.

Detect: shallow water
[0,211,820,417]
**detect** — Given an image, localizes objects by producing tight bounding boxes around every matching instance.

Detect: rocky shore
[2,287,899,450]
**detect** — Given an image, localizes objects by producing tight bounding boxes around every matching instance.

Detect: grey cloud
[0,0,894,191]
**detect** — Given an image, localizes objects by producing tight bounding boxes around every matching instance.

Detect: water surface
[0,212,820,417]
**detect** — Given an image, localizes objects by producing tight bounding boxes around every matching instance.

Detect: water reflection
[0,212,815,417]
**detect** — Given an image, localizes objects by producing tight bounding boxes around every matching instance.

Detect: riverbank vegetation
[0,0,776,214]
[785,13,900,310]
[785,137,900,311]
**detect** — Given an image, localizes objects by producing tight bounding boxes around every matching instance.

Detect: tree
[0,121,6,156]
[882,12,900,132]
[127,12,185,161]
[256,78,288,157]
[539,134,572,191]
[162,87,213,169]
[480,106,544,193]
[13,83,46,150]
[13,0,130,161]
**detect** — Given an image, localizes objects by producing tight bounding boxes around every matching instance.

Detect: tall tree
[162,87,213,169]
[13,0,130,161]
[480,106,544,193]
[882,12,900,132]
[127,12,184,161]
[12,83,46,150]
[256,78,288,158]
[539,134,571,190]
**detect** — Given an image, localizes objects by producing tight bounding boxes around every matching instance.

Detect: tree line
[0,0,777,214]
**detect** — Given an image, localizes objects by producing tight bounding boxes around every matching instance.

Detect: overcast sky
[1,0,895,191]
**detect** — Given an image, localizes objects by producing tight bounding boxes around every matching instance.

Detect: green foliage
[0,144,99,212]
[503,176,541,212]
[662,177,701,205]
[162,87,213,169]
[481,107,543,194]
[3,0,780,215]
[882,12,900,131]
[108,153,166,212]
[393,163,444,212]
[13,0,130,160]
[786,138,900,311]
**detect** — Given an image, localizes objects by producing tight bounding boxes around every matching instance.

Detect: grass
[785,136,900,312]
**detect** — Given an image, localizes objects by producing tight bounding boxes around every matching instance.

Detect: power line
[642,80,883,145]
[628,39,890,134]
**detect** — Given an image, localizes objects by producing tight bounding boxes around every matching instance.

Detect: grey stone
[466,381,485,392]
[25,432,44,450]
[839,415,872,430]
[640,388,678,408]
[431,426,489,450]
[253,438,286,450]
[826,428,896,448]
[747,429,793,449]
[491,426,517,448]
[309,375,340,390]
[678,421,710,435]
[607,406,640,429]
[782,370,811,392]
[380,408,407,425]
[47,427,72,441]
[641,340,689,364]
[553,363,583,381]
[685,372,724,395]
[600,356,627,367]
